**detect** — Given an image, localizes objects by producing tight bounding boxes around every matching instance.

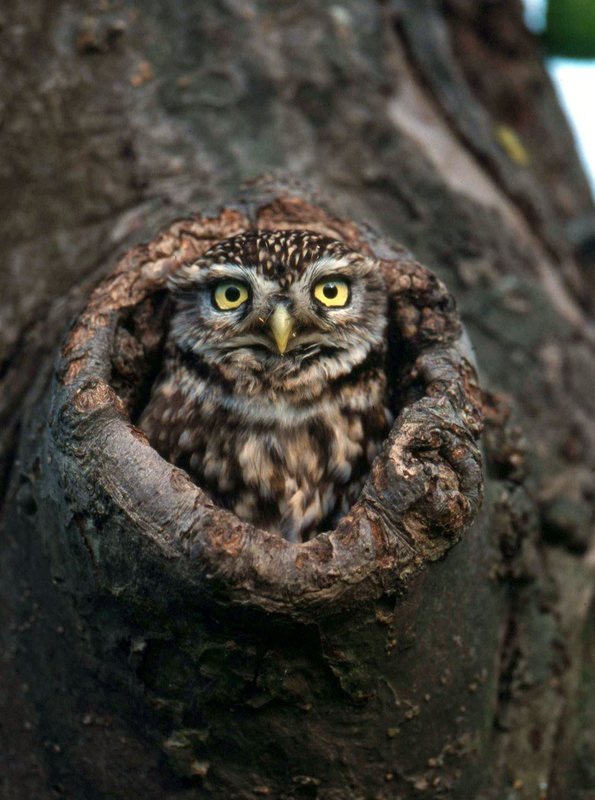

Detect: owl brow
[194,263,258,285]
[300,255,358,284]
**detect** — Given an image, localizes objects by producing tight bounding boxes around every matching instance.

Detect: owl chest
[201,410,361,491]
[190,402,378,539]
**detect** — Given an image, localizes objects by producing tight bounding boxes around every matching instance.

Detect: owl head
[168,230,387,393]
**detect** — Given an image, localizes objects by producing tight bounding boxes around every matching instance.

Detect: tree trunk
[1,2,593,799]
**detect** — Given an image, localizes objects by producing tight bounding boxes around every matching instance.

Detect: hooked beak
[268,305,295,355]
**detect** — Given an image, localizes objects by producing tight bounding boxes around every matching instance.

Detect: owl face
[169,230,387,390]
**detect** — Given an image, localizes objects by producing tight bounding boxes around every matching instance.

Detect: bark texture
[1,1,594,799]
[5,188,488,798]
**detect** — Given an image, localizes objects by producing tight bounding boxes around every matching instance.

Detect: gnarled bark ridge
[5,188,488,798]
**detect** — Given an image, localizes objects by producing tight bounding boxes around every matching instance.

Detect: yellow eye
[313,278,350,308]
[213,281,250,310]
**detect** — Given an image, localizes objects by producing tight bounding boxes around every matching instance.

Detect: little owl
[140,230,392,542]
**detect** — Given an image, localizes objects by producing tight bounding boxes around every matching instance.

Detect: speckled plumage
[140,230,392,542]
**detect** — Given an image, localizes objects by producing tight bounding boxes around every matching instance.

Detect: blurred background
[524,0,595,195]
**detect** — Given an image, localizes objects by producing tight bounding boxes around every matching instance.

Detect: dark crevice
[388,3,580,276]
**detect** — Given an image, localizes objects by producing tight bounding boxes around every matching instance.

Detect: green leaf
[545,0,595,58]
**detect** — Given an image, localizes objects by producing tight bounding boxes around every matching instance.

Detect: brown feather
[140,230,391,542]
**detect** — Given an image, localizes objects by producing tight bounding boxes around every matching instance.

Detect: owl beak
[269,305,295,355]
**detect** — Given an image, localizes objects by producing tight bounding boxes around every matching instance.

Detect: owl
[139,230,392,542]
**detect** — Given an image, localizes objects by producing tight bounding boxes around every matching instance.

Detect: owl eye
[212,281,250,310]
[313,278,350,308]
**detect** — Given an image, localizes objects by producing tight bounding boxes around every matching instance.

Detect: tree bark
[1,2,593,799]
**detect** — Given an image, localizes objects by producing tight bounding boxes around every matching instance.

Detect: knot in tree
[6,187,488,798]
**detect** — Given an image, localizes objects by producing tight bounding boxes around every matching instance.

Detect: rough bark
[1,1,594,799]
[4,187,489,798]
